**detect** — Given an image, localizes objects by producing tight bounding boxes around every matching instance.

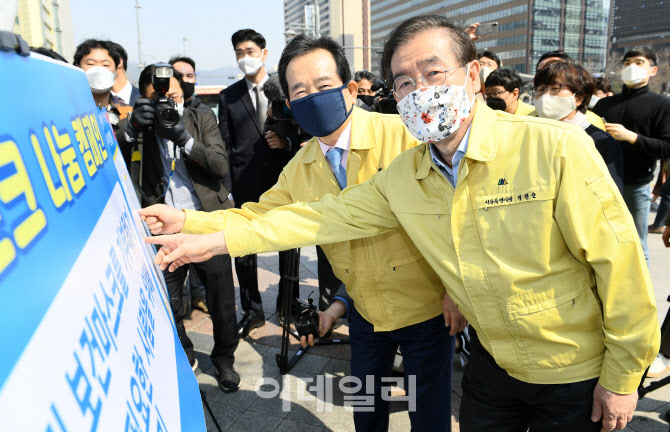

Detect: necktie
[326,147,347,190]
[254,85,267,127]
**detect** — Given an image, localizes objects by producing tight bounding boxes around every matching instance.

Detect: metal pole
[183,36,188,56]
[135,0,143,69]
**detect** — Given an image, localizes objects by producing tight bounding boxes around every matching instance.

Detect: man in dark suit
[109,41,140,106]
[218,29,296,337]
[119,64,241,393]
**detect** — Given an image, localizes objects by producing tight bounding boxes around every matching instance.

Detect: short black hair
[381,15,477,88]
[30,46,67,63]
[485,68,521,92]
[593,76,612,94]
[73,39,120,68]
[623,46,657,66]
[534,61,594,113]
[231,29,266,50]
[278,34,351,99]
[138,64,184,98]
[107,41,128,70]
[354,70,376,82]
[478,50,501,68]
[536,50,573,69]
[169,56,196,72]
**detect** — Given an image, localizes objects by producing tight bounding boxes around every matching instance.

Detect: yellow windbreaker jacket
[224,103,659,394]
[183,107,447,331]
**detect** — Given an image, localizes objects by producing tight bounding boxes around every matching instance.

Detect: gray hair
[381,15,477,87]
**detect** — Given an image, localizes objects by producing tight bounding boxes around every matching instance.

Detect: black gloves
[125,99,155,139]
[155,116,192,148]
[125,99,192,147]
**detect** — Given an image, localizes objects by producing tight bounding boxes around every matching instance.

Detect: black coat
[593,85,670,184]
[117,107,232,212]
[218,79,292,205]
[129,85,141,107]
[186,95,209,112]
[585,125,624,193]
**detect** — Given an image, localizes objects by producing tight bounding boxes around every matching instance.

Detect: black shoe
[215,367,240,392]
[237,315,265,338]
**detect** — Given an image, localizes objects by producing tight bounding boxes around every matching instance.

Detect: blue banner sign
[0,50,205,431]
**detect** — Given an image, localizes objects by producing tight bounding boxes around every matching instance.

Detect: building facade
[13,0,74,62]
[609,0,670,93]
[369,0,608,75]
[283,0,372,73]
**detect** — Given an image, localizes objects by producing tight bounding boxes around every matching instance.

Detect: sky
[71,0,286,79]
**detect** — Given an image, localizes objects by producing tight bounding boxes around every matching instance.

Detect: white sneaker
[647,354,670,378]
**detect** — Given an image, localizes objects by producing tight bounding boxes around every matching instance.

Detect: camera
[294,294,320,340]
[150,63,180,129]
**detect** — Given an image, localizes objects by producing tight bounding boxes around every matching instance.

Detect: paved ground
[186,206,670,432]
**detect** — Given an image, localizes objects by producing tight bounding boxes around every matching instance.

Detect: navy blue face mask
[289,81,354,137]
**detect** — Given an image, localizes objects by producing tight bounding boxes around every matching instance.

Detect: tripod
[275,248,349,375]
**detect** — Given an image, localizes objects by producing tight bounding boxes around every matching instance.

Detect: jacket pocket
[381,253,444,320]
[588,173,634,243]
[507,271,604,370]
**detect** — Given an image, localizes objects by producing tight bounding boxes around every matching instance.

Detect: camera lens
[158,107,180,128]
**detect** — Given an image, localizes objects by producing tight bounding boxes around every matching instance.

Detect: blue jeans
[349,309,454,432]
[623,183,651,261]
[652,175,670,228]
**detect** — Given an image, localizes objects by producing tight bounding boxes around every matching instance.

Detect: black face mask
[486,96,508,111]
[182,81,195,99]
[357,94,375,107]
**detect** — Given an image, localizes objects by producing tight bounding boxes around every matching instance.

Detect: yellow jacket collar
[415,101,498,179]
[302,107,375,164]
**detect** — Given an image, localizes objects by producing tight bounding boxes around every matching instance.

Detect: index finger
[144,235,171,246]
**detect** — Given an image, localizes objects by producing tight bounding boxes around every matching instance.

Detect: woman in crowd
[534,61,624,192]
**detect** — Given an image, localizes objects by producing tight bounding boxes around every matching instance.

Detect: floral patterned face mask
[396,64,474,143]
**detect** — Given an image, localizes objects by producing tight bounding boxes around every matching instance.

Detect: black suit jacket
[218,79,292,205]
[129,85,141,107]
[117,107,232,212]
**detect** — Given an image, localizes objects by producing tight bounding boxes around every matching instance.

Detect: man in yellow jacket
[146,16,660,432]
[142,35,465,432]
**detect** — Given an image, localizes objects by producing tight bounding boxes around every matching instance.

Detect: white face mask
[396,64,474,143]
[621,64,649,86]
[479,67,493,85]
[237,55,264,76]
[535,94,577,121]
[85,66,116,94]
[588,95,601,109]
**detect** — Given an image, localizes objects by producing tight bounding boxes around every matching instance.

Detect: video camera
[371,81,398,114]
[150,63,180,129]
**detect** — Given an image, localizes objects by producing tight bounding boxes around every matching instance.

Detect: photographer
[353,70,376,111]
[118,64,241,393]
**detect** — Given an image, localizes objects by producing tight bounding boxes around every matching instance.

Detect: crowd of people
[16,11,670,432]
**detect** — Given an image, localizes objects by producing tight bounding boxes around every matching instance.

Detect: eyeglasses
[533,84,568,97]
[485,90,509,99]
[393,64,464,98]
